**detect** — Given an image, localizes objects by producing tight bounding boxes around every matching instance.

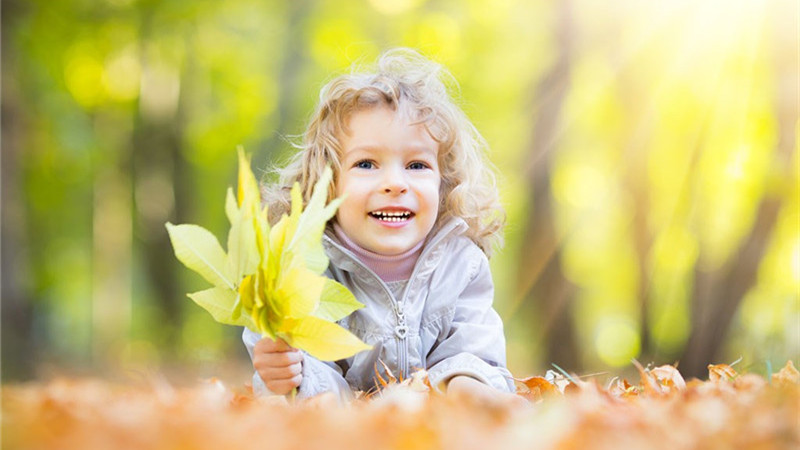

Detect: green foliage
[3,0,797,378]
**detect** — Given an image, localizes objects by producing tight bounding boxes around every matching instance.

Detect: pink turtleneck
[333,223,424,282]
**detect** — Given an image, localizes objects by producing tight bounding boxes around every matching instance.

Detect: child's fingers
[258,362,303,381]
[254,336,294,353]
[254,350,302,371]
[264,374,303,395]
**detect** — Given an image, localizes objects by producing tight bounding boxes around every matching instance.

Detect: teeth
[371,211,411,221]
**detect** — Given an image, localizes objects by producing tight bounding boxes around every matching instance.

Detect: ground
[3,361,798,449]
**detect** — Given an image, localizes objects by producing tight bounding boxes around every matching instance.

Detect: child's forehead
[343,102,413,125]
[340,103,438,139]
[340,107,438,147]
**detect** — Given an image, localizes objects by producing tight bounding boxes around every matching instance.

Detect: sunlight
[309,17,375,70]
[403,13,462,63]
[139,62,180,120]
[65,50,106,108]
[10,0,794,385]
[595,317,640,367]
[368,0,425,15]
[103,46,141,102]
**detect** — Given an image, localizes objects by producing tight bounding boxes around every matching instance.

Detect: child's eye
[354,160,374,169]
[407,161,429,170]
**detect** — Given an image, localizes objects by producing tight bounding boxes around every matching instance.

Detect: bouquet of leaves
[166,149,370,361]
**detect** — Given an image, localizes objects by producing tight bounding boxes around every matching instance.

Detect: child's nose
[381,168,408,194]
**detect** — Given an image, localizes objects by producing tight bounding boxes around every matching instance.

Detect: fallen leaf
[771,360,799,387]
[708,364,738,382]
[650,364,687,392]
[515,376,559,402]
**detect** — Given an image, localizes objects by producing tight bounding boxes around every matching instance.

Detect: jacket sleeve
[425,251,515,393]
[241,327,353,402]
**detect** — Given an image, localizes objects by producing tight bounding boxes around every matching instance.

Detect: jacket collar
[322,217,468,277]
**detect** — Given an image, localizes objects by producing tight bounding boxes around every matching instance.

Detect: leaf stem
[551,363,579,385]
[766,359,773,384]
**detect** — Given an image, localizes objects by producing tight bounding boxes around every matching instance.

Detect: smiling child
[243,48,516,403]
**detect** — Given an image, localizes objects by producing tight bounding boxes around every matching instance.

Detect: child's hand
[253,337,303,395]
[446,376,527,408]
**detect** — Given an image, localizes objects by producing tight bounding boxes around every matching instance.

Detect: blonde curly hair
[262,48,505,256]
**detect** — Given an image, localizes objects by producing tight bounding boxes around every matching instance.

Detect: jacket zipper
[395,221,461,379]
[321,251,407,378]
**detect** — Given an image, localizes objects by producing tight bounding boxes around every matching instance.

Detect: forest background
[2,0,797,385]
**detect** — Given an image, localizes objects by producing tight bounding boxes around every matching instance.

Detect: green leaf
[280,316,371,361]
[314,279,364,322]
[166,223,234,289]
[188,287,257,331]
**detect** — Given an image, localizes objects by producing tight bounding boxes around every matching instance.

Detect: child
[243,48,515,402]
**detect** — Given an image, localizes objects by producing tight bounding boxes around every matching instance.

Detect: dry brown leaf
[544,369,573,393]
[733,373,767,392]
[771,360,799,387]
[4,361,799,450]
[407,369,432,393]
[708,363,738,382]
[633,359,666,396]
[514,376,559,402]
[650,364,687,393]
[515,376,558,394]
[608,378,639,398]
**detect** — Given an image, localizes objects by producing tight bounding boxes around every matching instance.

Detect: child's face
[335,105,441,256]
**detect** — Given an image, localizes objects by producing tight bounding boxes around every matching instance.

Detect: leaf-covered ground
[3,361,798,449]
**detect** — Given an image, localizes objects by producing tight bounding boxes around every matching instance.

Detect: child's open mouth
[368,210,414,223]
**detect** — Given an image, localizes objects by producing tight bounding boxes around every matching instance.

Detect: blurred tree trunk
[682,201,782,378]
[630,177,653,357]
[518,0,579,371]
[618,87,656,360]
[680,14,796,378]
[260,0,313,171]
[1,0,36,380]
[130,8,188,354]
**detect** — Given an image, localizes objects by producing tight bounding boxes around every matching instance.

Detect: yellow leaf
[237,147,260,208]
[225,187,237,225]
[165,223,233,289]
[226,199,259,281]
[168,151,368,362]
[287,166,341,274]
[314,279,364,322]
[268,213,289,265]
[253,268,267,309]
[188,287,256,331]
[274,265,326,318]
[269,183,303,270]
[239,275,255,311]
[279,316,371,361]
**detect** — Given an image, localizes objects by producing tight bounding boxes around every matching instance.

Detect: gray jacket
[243,218,514,400]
